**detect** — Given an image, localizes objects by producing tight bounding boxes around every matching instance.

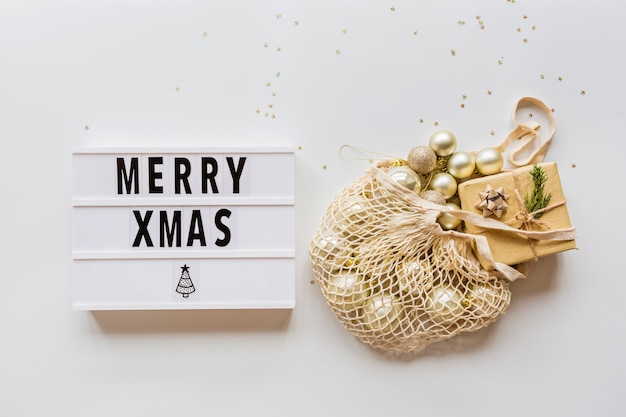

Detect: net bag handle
[494,97,556,167]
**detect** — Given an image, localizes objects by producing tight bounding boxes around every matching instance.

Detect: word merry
[116,156,247,195]
[132,209,232,248]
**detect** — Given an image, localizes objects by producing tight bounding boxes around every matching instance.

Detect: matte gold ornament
[428,130,457,157]
[323,270,370,311]
[386,166,421,192]
[475,147,504,175]
[407,145,437,174]
[437,203,462,230]
[428,172,457,199]
[360,293,405,333]
[420,190,446,205]
[447,151,476,179]
[424,284,467,324]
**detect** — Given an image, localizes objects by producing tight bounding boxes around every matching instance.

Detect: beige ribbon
[494,96,556,167]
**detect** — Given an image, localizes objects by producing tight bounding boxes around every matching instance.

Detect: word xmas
[117,155,247,248]
[116,156,247,195]
[132,208,232,248]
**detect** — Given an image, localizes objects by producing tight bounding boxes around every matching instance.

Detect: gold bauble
[333,195,372,239]
[428,130,457,157]
[437,203,462,230]
[424,284,467,324]
[386,166,421,193]
[467,282,503,318]
[475,147,504,175]
[311,233,353,273]
[395,257,434,295]
[407,145,437,174]
[323,270,370,311]
[360,293,405,333]
[428,172,457,199]
[420,190,446,205]
[447,151,476,179]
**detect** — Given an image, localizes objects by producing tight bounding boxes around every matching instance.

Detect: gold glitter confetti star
[175,86,180,92]
[276,13,282,19]
[460,103,465,109]
[450,48,456,56]
[263,42,269,48]
[532,25,537,30]
[84,125,89,130]
[419,118,424,123]
[487,90,493,95]
[490,130,495,136]
[558,76,563,81]
[413,30,418,35]
[202,32,208,38]
[266,81,271,87]
[580,90,586,95]
[540,74,545,79]
[276,47,281,52]
[523,38,528,43]
[571,163,576,168]
[457,20,466,26]
[336,49,341,55]
[255,109,260,114]
[294,21,299,26]
[390,7,396,11]
[275,72,280,77]
[342,28,348,34]
[523,14,528,19]
[322,164,327,170]
[462,94,467,100]
[434,121,439,127]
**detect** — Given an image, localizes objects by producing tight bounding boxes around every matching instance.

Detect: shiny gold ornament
[437,203,462,230]
[447,151,476,179]
[428,130,457,157]
[428,172,457,199]
[407,146,437,174]
[333,195,372,238]
[467,282,502,318]
[475,147,504,175]
[311,233,354,273]
[386,166,421,192]
[323,270,370,311]
[424,284,467,324]
[360,293,405,333]
[395,257,434,295]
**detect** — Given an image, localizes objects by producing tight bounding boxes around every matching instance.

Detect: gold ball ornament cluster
[382,129,507,231]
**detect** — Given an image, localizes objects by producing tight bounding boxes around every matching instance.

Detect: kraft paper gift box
[457,162,577,266]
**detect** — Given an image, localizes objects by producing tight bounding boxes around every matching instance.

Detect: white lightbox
[72,147,295,310]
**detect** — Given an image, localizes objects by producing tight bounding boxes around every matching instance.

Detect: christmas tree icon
[176,264,195,298]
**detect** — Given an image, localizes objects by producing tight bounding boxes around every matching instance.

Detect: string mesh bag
[309,160,512,352]
[309,97,575,353]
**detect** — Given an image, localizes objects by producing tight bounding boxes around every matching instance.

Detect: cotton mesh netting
[309,160,511,352]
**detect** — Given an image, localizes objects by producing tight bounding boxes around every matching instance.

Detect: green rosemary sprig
[524,165,552,219]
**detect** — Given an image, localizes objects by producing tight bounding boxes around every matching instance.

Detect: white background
[0,1,623,416]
